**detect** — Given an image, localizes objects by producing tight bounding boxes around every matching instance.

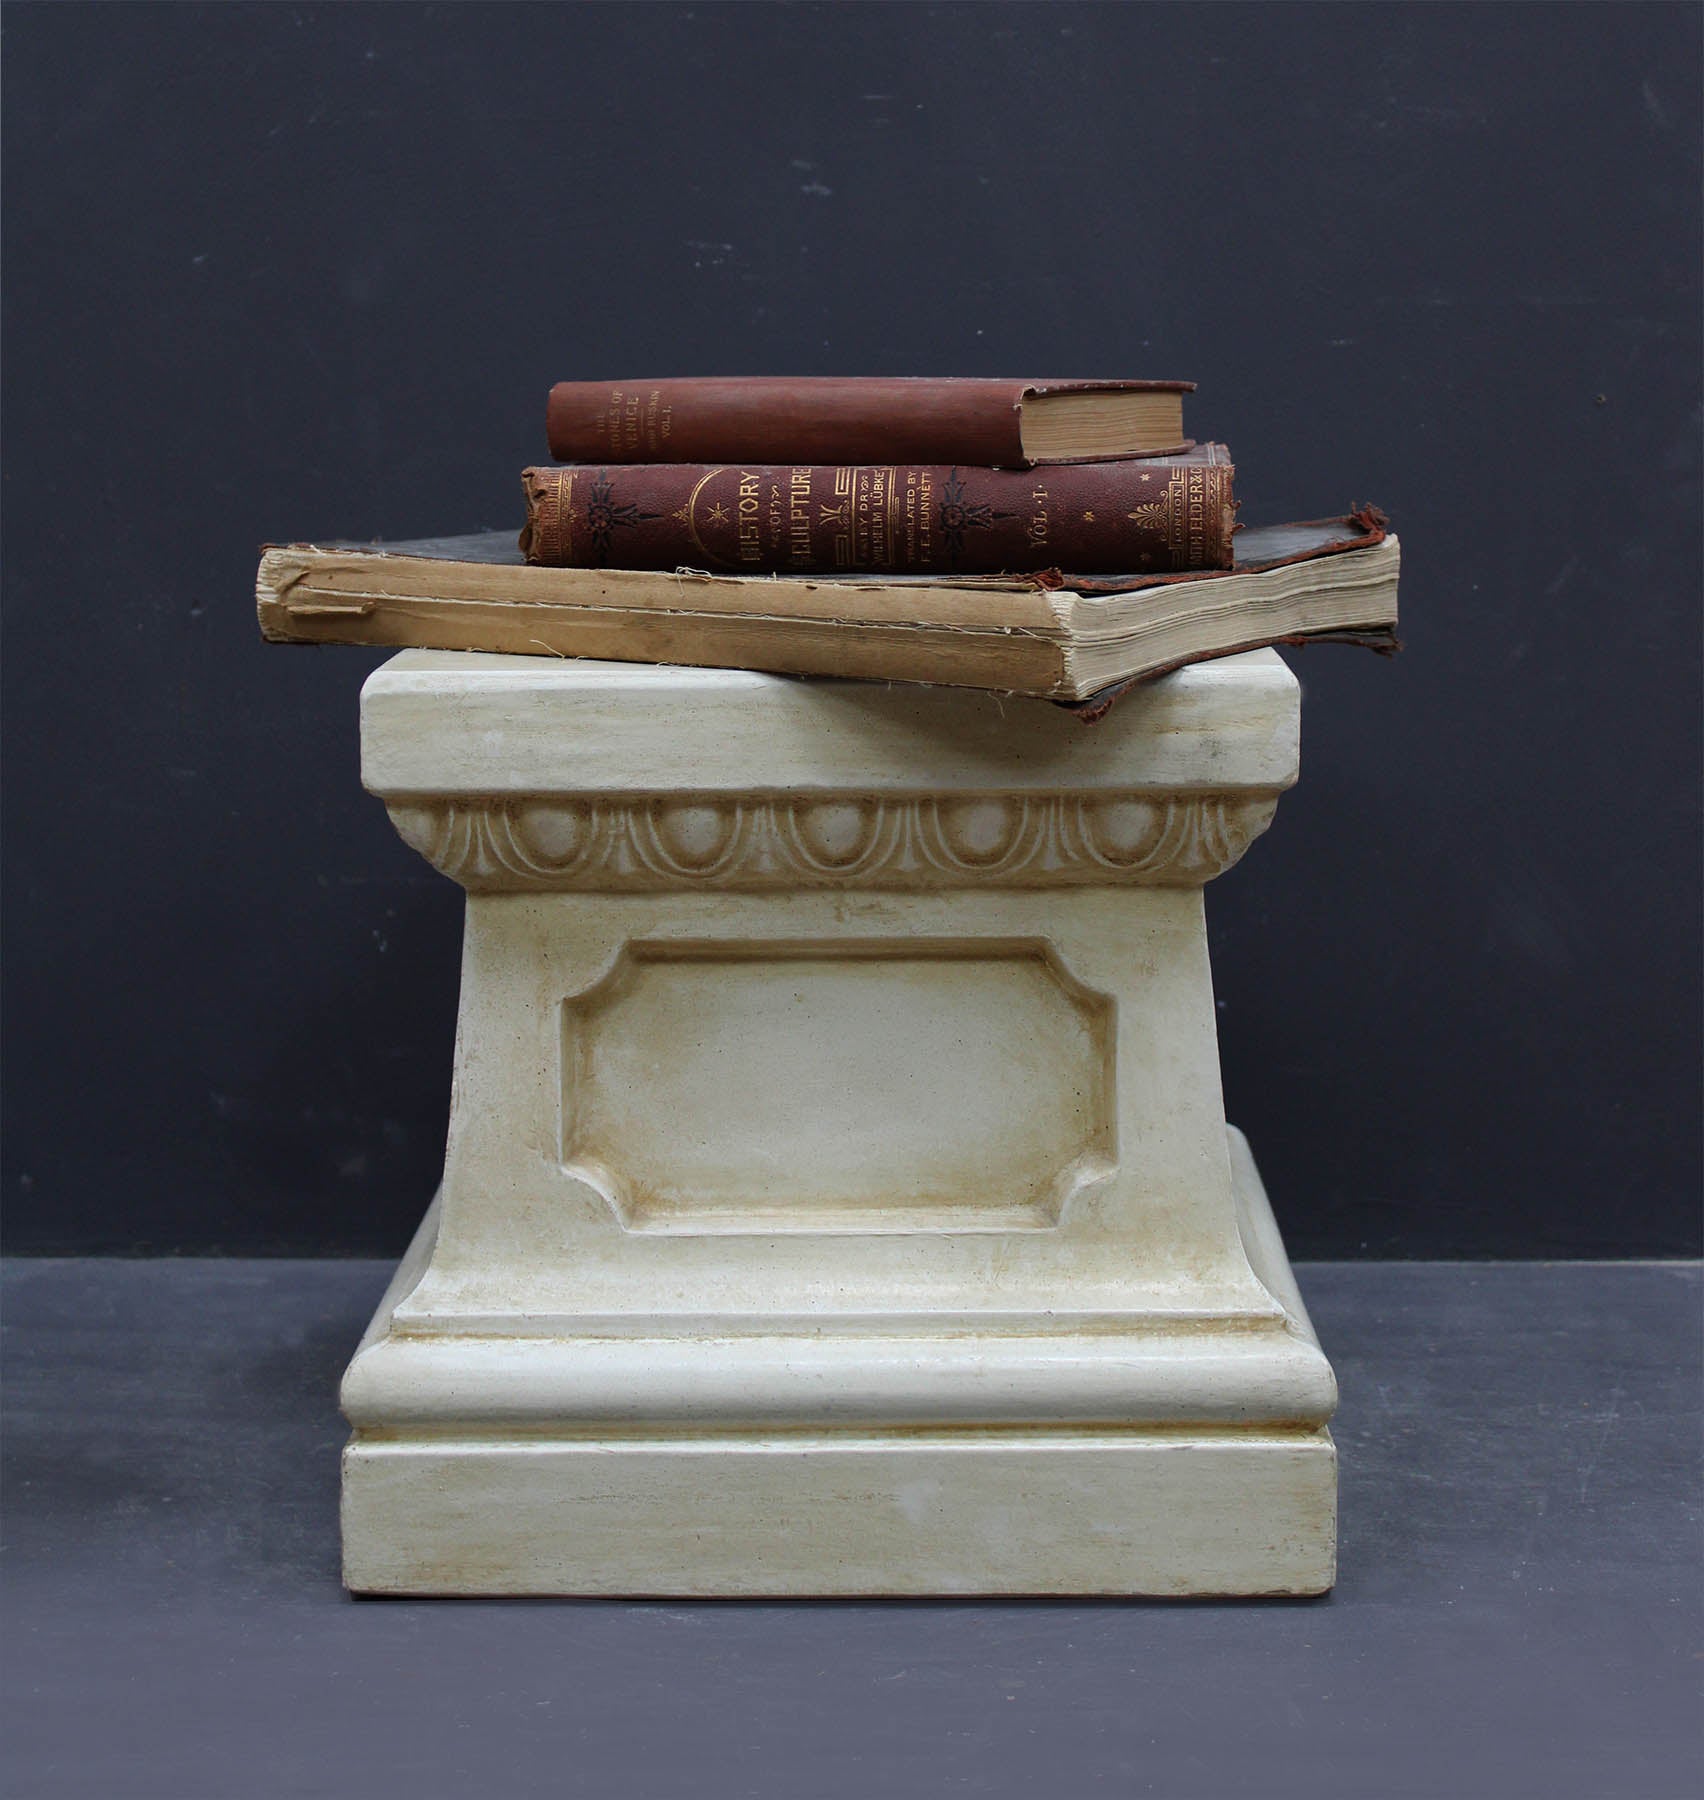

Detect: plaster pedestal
[342,650,1337,1596]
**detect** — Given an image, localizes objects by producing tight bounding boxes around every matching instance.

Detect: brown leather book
[546,378,1194,467]
[520,448,1234,578]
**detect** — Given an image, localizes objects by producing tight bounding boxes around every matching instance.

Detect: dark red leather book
[520,447,1234,577]
[545,378,1194,467]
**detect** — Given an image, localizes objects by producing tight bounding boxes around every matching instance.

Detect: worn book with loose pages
[256,512,1399,706]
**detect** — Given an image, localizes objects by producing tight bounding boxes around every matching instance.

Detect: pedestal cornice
[360,649,1301,798]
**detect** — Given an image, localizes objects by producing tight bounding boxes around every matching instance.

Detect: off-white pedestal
[342,650,1337,1596]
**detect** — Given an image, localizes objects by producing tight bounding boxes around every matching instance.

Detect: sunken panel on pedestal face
[560,938,1115,1233]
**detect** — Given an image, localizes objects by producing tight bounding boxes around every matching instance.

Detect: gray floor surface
[3,1259,1699,1800]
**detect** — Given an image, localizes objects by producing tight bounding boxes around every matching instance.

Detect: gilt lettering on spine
[522,450,1235,577]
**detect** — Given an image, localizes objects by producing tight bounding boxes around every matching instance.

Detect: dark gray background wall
[4,1,1699,1257]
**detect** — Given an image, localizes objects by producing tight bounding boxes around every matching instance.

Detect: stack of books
[257,377,1399,708]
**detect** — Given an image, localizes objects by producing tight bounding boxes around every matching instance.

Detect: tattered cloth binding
[255,508,1398,712]
[1056,506,1400,719]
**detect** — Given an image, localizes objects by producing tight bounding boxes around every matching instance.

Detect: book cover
[546,377,1194,467]
[520,448,1235,578]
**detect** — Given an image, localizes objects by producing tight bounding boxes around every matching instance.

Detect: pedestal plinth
[342,649,1336,1596]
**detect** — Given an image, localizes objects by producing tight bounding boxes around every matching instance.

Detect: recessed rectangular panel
[561,940,1114,1233]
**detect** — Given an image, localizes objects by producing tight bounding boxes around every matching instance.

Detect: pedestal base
[344,1431,1334,1599]
[342,1130,1335,1598]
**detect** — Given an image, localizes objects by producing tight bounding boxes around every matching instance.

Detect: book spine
[547,379,1032,465]
[521,458,1235,577]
